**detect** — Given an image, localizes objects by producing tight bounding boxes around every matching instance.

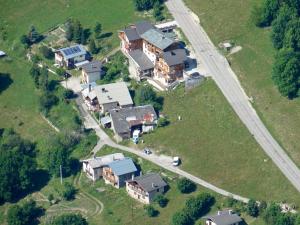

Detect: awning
[75,60,90,68]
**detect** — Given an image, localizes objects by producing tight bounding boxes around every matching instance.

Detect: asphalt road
[76,95,249,203]
[165,0,300,192]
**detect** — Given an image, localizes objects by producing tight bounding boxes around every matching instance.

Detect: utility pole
[60,164,63,184]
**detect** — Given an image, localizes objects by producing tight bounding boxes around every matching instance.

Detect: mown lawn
[183,0,300,168]
[141,80,300,206]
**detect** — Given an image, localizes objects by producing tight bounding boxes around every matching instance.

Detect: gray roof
[128,49,154,71]
[82,61,103,74]
[83,153,125,169]
[123,21,154,41]
[128,173,167,192]
[57,45,87,60]
[162,49,187,66]
[93,82,133,106]
[108,157,137,176]
[124,28,140,41]
[110,105,158,135]
[135,21,154,36]
[141,28,175,50]
[204,210,242,225]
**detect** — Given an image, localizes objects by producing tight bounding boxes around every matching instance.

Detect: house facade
[109,105,158,141]
[82,82,133,113]
[204,210,242,225]
[126,173,167,204]
[82,153,124,181]
[103,157,137,188]
[81,60,104,84]
[55,45,88,69]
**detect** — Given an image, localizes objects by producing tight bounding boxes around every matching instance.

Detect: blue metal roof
[108,157,137,176]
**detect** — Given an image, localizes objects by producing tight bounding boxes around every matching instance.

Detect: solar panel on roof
[62,46,82,56]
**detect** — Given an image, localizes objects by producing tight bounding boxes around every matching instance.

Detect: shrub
[177,178,196,194]
[50,213,88,225]
[63,89,74,100]
[40,46,54,59]
[153,194,168,207]
[39,92,59,113]
[171,210,193,225]
[247,199,259,217]
[144,205,158,217]
[157,117,169,127]
[60,182,76,201]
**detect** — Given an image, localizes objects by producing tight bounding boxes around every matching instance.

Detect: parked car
[143,148,152,155]
[172,157,180,166]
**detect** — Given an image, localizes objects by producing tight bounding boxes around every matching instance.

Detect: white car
[172,157,180,166]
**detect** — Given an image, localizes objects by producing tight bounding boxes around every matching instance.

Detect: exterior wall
[82,163,102,181]
[142,124,155,133]
[126,183,165,204]
[55,53,64,66]
[82,70,102,84]
[143,41,161,64]
[73,54,86,64]
[118,173,134,188]
[103,167,134,189]
[118,31,143,53]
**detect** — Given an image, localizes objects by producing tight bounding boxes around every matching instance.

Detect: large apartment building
[119,21,187,88]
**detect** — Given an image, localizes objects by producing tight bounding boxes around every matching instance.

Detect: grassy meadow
[184,0,300,167]
[141,80,300,205]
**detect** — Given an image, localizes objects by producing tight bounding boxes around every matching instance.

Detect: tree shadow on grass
[100,32,113,39]
[0,73,13,94]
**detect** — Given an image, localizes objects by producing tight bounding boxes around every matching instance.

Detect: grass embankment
[184,0,300,168]
[141,80,300,205]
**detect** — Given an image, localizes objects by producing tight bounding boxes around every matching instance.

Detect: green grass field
[141,80,300,205]
[184,0,300,168]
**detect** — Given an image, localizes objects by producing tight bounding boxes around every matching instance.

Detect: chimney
[217,211,221,215]
[152,183,155,188]
[140,171,142,176]
[131,173,135,180]
[88,84,92,93]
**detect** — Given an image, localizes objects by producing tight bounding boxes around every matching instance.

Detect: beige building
[126,173,167,204]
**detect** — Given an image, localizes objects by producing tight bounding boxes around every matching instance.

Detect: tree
[66,21,74,41]
[20,35,30,47]
[251,4,266,27]
[258,0,282,27]
[63,89,74,100]
[144,205,158,217]
[94,22,102,39]
[72,20,83,43]
[153,2,164,21]
[50,213,88,225]
[88,38,98,54]
[185,193,214,220]
[153,194,168,207]
[263,203,282,225]
[7,200,42,225]
[271,4,297,50]
[60,182,76,200]
[39,92,59,113]
[40,46,54,59]
[27,25,41,44]
[44,146,72,177]
[0,129,37,203]
[171,211,193,225]
[247,199,259,217]
[284,18,300,51]
[56,67,66,77]
[177,178,196,194]
[29,65,40,88]
[134,85,162,111]
[39,67,49,92]
[272,48,300,98]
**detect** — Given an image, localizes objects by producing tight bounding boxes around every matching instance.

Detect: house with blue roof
[55,44,88,69]
[103,157,138,188]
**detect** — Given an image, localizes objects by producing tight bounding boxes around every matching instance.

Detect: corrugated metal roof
[141,29,175,50]
[108,157,137,176]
